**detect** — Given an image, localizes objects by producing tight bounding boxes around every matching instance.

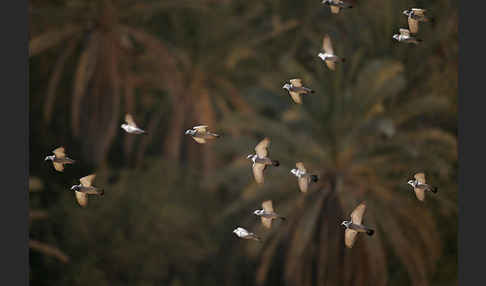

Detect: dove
[282,78,315,104]
[253,200,286,229]
[121,113,147,135]
[185,125,220,144]
[318,34,346,70]
[407,172,438,201]
[44,146,75,172]
[290,162,319,193]
[341,202,375,248]
[70,174,104,207]
[393,28,422,44]
[233,227,260,241]
[403,8,434,34]
[322,0,353,14]
[246,138,280,184]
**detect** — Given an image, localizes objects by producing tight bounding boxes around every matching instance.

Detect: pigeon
[403,8,434,34]
[290,162,319,193]
[407,172,438,201]
[393,28,422,44]
[70,174,104,207]
[282,78,315,104]
[185,125,220,144]
[233,227,260,241]
[253,200,286,229]
[322,0,353,14]
[121,114,147,135]
[341,202,375,248]
[247,138,280,184]
[44,146,75,172]
[318,34,346,70]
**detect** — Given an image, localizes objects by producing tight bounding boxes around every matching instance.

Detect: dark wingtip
[310,90,315,93]
[273,160,280,167]
[280,217,287,221]
[311,175,319,182]
[367,229,375,236]
[341,58,346,62]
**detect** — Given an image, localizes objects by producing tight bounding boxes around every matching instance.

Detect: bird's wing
[193,137,206,144]
[408,17,419,34]
[414,188,425,201]
[289,91,303,104]
[414,173,426,184]
[323,35,334,54]
[350,203,366,225]
[252,163,266,184]
[125,113,137,127]
[412,8,425,15]
[345,229,358,248]
[75,191,88,207]
[298,177,309,193]
[261,217,272,229]
[80,174,96,187]
[400,28,410,36]
[52,147,66,158]
[289,78,303,87]
[255,137,270,158]
[262,200,274,213]
[330,5,340,14]
[296,162,306,173]
[193,125,208,132]
[325,60,336,71]
[53,162,64,172]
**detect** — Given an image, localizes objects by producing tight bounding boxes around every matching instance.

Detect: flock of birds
[42,1,439,255]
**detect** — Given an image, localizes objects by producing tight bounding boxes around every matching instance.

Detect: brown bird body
[45,147,75,172]
[342,202,375,248]
[247,138,280,184]
[70,174,104,207]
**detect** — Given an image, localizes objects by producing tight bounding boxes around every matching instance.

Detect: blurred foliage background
[29,0,457,285]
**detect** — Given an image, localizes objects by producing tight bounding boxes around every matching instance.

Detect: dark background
[28,0,457,285]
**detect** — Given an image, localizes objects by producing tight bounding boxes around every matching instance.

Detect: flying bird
[318,34,346,70]
[121,114,147,135]
[290,162,319,193]
[185,125,220,144]
[407,172,438,201]
[282,78,315,104]
[253,200,286,229]
[44,146,75,172]
[70,174,104,207]
[341,202,375,248]
[393,28,422,44]
[322,0,353,14]
[233,227,260,241]
[403,8,434,34]
[247,138,280,184]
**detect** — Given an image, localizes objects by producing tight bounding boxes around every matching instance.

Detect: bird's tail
[424,17,435,23]
[98,189,105,196]
[341,57,346,63]
[310,89,315,93]
[430,186,438,194]
[141,131,149,135]
[310,175,319,183]
[209,132,220,138]
[279,216,287,221]
[366,229,375,236]
[272,160,280,167]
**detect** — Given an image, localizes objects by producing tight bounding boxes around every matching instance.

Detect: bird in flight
[321,0,353,14]
[282,78,315,104]
[403,8,434,34]
[121,114,147,135]
[290,162,319,193]
[247,138,280,184]
[253,200,286,229]
[407,172,438,201]
[393,28,422,44]
[70,174,104,207]
[318,34,346,70]
[341,202,375,248]
[185,125,220,144]
[44,146,75,172]
[233,227,260,241]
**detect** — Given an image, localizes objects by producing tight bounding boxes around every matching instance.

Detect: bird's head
[321,0,330,5]
[233,228,241,234]
[407,179,416,187]
[253,209,263,216]
[246,154,255,159]
[290,168,298,175]
[341,221,351,228]
[403,9,411,16]
[317,52,326,60]
[70,185,80,192]
[282,83,291,90]
[185,129,195,135]
[392,34,400,41]
[121,123,129,129]
[44,155,53,161]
